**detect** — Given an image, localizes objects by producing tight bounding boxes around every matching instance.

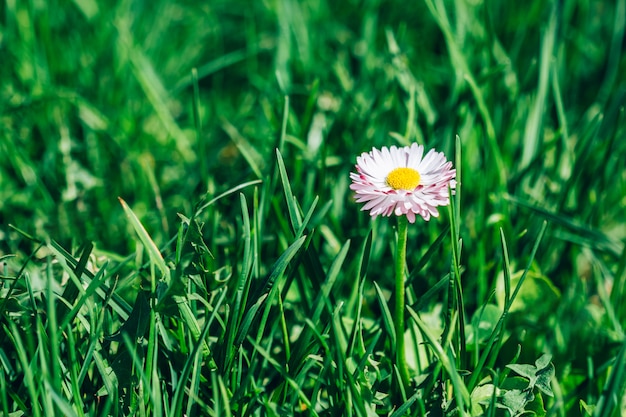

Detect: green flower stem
[395,215,411,390]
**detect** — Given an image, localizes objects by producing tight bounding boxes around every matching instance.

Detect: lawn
[1,0,625,415]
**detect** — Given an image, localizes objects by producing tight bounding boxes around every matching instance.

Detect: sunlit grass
[1,0,625,416]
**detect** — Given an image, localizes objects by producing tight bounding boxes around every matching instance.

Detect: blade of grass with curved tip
[195,179,263,216]
[500,228,512,307]
[390,389,424,417]
[46,239,131,318]
[276,149,303,233]
[119,197,169,281]
[60,261,109,330]
[54,242,93,323]
[410,273,450,312]
[119,197,204,351]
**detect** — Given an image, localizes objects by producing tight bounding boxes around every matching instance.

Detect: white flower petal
[350,143,455,222]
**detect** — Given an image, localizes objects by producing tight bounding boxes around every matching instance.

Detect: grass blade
[235,235,306,346]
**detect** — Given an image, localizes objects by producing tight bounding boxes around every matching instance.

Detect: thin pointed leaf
[235,236,306,346]
[119,197,169,281]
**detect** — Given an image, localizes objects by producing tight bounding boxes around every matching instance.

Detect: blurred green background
[2,0,622,251]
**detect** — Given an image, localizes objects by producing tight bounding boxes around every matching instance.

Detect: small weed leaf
[506,353,555,397]
[499,386,535,416]
[467,304,502,347]
[534,353,552,370]
[470,383,499,416]
[506,363,538,383]
[494,354,555,416]
[534,363,555,398]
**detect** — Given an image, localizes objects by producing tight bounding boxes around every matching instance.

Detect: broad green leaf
[496,269,560,315]
[506,363,538,382]
[499,385,534,416]
[466,304,502,347]
[506,353,554,397]
[470,383,499,416]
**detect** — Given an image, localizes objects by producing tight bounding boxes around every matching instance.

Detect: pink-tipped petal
[350,143,456,222]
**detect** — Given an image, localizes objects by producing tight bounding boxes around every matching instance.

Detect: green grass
[1,0,626,415]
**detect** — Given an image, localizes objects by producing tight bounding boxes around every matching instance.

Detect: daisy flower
[349,143,456,223]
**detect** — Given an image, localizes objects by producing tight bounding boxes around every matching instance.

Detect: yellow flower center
[386,167,421,190]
